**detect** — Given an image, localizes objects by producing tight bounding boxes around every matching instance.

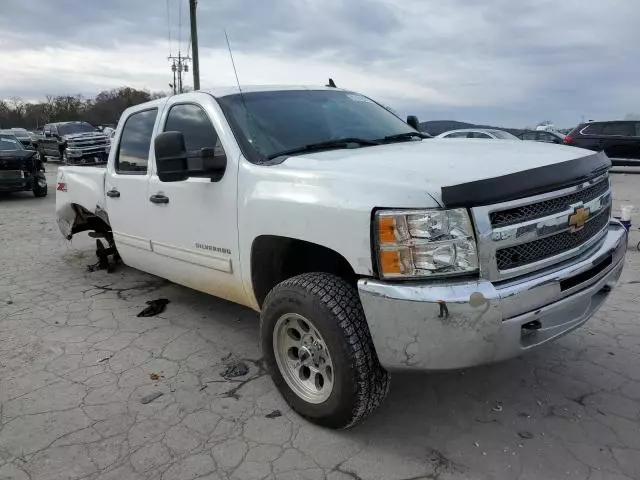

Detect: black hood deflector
[441,151,610,208]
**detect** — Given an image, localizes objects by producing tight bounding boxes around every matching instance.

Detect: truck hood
[280,139,607,206]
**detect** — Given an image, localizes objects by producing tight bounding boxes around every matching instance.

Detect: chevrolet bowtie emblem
[568,206,590,232]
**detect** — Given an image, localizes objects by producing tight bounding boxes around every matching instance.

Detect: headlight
[375,208,478,279]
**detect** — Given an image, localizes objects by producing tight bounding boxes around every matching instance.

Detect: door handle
[106,189,120,198]
[149,194,169,204]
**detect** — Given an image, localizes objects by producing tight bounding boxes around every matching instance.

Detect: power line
[178,0,183,53]
[166,0,172,55]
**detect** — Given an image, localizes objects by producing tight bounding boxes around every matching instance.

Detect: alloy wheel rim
[273,313,334,404]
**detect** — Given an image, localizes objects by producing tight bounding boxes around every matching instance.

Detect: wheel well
[251,235,357,308]
[70,204,111,237]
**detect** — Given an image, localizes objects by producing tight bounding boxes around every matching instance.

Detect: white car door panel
[106,108,158,268]
[145,95,247,305]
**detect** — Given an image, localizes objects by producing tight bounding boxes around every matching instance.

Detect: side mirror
[154,131,189,182]
[154,131,227,182]
[406,115,420,131]
[553,138,561,144]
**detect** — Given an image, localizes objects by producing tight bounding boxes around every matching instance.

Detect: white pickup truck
[56,85,627,429]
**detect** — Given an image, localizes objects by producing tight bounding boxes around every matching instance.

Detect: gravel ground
[1,164,639,480]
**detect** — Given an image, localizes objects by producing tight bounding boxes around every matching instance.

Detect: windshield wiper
[378,132,431,143]
[267,137,380,160]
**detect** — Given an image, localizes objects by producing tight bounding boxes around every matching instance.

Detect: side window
[116,108,158,174]
[467,132,490,139]
[43,125,51,135]
[446,132,466,138]
[635,123,640,137]
[522,132,537,140]
[50,126,58,136]
[600,122,633,136]
[581,123,602,135]
[163,104,226,173]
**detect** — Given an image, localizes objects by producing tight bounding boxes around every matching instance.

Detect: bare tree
[0,87,165,129]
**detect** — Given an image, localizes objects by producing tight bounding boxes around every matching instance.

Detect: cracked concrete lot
[1,164,640,480]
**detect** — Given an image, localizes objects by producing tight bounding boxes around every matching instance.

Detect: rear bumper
[358,221,627,371]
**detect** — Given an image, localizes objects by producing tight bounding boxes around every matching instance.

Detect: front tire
[32,172,47,197]
[261,272,390,429]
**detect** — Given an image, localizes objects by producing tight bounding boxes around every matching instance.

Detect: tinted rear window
[579,123,603,135]
[601,122,634,136]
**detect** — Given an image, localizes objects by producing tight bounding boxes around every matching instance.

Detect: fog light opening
[522,320,542,331]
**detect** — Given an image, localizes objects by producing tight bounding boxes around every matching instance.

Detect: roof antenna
[224,29,276,160]
[326,78,337,88]
[224,29,247,110]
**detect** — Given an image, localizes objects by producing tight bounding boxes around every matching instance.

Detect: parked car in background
[519,130,565,144]
[436,128,520,140]
[9,128,36,150]
[56,86,626,428]
[0,130,47,197]
[38,121,109,164]
[564,121,640,166]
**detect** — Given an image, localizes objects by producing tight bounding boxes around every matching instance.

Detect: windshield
[490,130,519,140]
[57,122,96,135]
[217,90,419,161]
[0,134,24,151]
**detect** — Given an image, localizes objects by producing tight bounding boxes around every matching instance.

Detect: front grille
[490,178,609,228]
[70,138,107,148]
[0,170,23,179]
[496,207,610,270]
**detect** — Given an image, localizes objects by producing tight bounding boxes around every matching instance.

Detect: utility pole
[189,0,200,90]
[170,60,177,95]
[168,51,190,94]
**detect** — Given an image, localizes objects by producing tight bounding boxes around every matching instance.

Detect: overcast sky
[1,0,638,127]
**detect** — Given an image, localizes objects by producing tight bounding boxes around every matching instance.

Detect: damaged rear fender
[56,203,110,240]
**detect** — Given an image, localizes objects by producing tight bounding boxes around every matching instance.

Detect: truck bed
[55,165,108,239]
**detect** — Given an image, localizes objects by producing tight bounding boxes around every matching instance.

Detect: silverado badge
[568,205,590,232]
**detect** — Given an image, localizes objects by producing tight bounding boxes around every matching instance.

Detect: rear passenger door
[599,122,635,159]
[106,108,159,271]
[633,123,640,160]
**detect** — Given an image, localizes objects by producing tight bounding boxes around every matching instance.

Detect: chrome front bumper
[358,221,627,371]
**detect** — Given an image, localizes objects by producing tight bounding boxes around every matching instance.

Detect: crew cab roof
[119,85,349,116]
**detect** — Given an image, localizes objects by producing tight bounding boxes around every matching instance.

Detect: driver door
[145,96,246,305]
